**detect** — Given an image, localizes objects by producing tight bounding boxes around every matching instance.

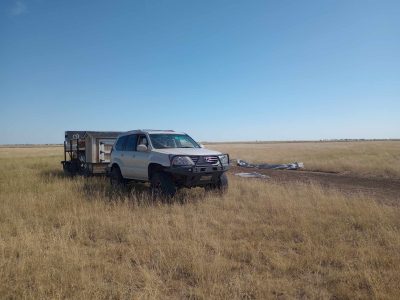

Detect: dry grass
[207,141,400,179]
[1,145,400,299]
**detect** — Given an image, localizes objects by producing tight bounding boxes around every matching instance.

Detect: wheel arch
[148,163,165,180]
[111,163,121,171]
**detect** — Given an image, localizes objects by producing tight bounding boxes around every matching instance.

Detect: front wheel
[205,173,228,193]
[151,172,177,199]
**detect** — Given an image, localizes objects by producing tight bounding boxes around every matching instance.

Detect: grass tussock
[1,147,400,299]
[209,141,400,178]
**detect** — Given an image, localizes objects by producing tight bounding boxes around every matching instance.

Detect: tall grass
[1,147,400,299]
[208,141,400,178]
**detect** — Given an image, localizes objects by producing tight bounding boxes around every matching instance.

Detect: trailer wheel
[62,162,72,176]
[83,164,92,177]
[151,172,176,199]
[110,166,124,188]
[63,161,80,176]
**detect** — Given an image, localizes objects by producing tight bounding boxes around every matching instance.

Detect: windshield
[149,134,200,149]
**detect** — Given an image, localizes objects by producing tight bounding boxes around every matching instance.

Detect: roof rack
[140,129,175,132]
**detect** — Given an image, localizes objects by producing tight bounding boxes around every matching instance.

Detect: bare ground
[230,166,400,205]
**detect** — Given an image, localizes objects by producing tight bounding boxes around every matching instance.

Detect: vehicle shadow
[81,178,208,205]
[40,169,208,205]
[40,169,69,180]
[40,169,103,181]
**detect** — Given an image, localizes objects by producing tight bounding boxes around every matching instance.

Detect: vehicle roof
[84,131,123,138]
[65,131,122,140]
[121,129,186,135]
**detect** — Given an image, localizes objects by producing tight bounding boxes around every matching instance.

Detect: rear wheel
[110,166,124,188]
[151,172,177,199]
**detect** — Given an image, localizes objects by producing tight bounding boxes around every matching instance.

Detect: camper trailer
[61,131,122,175]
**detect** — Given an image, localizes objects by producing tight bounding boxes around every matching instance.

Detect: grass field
[209,141,400,179]
[1,142,400,299]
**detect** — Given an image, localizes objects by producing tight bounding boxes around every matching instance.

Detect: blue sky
[1,0,399,144]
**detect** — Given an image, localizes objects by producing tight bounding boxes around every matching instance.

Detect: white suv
[109,130,229,197]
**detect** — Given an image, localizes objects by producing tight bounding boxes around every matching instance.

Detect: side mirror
[137,144,148,152]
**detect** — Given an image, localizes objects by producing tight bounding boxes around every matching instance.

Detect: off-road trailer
[61,131,122,176]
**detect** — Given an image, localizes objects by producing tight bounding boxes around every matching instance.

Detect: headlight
[218,154,229,165]
[171,156,195,166]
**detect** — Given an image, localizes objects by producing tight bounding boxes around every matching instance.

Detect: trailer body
[61,131,122,175]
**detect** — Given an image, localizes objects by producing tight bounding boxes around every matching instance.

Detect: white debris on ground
[234,172,270,179]
[236,159,304,170]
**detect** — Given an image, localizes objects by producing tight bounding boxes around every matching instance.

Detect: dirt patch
[230,166,400,205]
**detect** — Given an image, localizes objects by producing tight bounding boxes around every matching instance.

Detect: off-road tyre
[110,166,124,188]
[63,160,80,176]
[82,164,92,178]
[205,173,228,193]
[150,172,177,200]
[62,161,72,176]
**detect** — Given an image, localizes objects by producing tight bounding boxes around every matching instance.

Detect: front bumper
[165,164,229,187]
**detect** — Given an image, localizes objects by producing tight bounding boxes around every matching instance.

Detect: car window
[115,135,128,151]
[125,134,137,151]
[137,135,148,150]
[178,138,195,148]
[149,134,200,149]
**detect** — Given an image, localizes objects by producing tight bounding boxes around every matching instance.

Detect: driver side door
[131,134,151,180]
